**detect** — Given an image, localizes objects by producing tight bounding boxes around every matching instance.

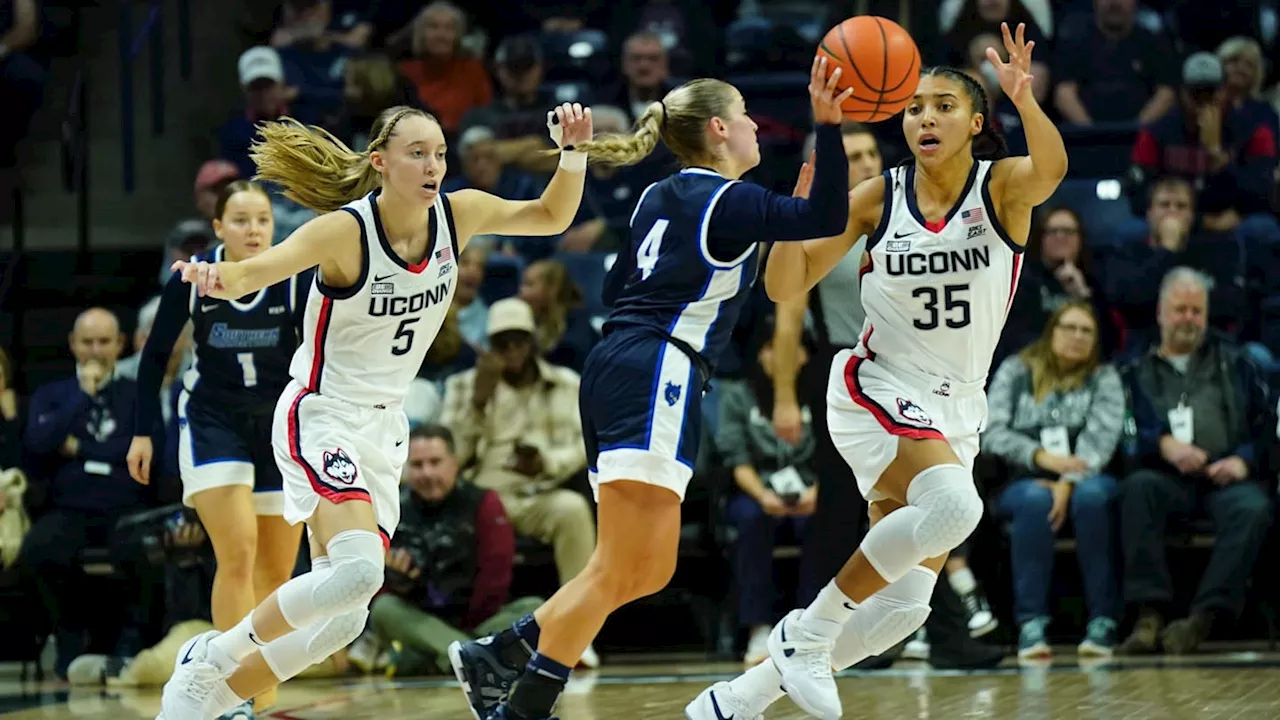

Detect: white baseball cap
[238,46,285,86]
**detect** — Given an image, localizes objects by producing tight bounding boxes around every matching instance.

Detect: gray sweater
[981,355,1126,483]
[716,380,817,486]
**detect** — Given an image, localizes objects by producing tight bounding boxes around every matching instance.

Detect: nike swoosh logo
[843,602,856,611]
[249,632,264,646]
[180,641,197,665]
[893,231,918,238]
[202,304,219,312]
[710,692,734,720]
[374,274,396,282]
[781,624,794,658]
[395,439,405,447]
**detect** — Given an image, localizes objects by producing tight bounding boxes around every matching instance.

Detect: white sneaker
[684,681,765,720]
[902,629,930,661]
[766,610,841,719]
[578,644,601,669]
[159,631,233,720]
[743,626,770,666]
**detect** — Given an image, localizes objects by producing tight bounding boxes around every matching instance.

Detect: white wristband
[559,150,587,172]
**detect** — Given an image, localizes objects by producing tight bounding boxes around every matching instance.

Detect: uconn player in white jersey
[450,59,853,720]
[695,25,1067,719]
[155,103,594,720]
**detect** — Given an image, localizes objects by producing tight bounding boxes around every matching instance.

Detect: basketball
[816,16,922,123]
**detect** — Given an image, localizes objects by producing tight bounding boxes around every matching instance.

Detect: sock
[507,652,571,719]
[727,659,787,707]
[207,679,247,717]
[948,567,977,596]
[209,611,269,665]
[798,581,858,637]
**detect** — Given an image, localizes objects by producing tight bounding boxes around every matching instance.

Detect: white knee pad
[262,609,369,681]
[905,464,983,559]
[833,567,937,669]
[309,530,384,616]
[306,608,368,659]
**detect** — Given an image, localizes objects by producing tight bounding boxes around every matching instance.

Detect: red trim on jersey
[406,256,429,274]
[1003,254,1024,317]
[307,296,334,392]
[924,218,946,234]
[859,324,877,360]
[286,388,373,505]
[842,356,946,441]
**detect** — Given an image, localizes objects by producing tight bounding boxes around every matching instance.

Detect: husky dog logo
[896,398,933,426]
[322,448,358,484]
[664,381,682,407]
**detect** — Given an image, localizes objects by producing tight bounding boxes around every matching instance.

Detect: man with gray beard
[1118,266,1273,655]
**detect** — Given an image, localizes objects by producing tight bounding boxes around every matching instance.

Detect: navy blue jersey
[601,124,851,374]
[136,245,313,432]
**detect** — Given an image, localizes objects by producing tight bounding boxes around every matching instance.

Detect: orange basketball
[816,16,921,123]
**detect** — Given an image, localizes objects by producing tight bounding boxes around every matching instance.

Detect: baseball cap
[487,297,537,337]
[238,46,285,86]
[194,160,239,193]
[494,34,543,74]
[1182,52,1223,89]
[458,126,495,152]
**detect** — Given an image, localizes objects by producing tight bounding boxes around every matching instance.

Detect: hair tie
[658,100,669,131]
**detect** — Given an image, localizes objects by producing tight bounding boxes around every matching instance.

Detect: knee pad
[306,609,368,659]
[858,595,932,656]
[313,530,384,615]
[906,464,984,559]
[262,609,368,681]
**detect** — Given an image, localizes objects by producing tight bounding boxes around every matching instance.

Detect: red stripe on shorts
[286,387,371,505]
[842,355,946,442]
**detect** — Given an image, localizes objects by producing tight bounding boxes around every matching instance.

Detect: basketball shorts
[826,350,987,502]
[178,392,284,516]
[272,379,409,549]
[580,330,702,501]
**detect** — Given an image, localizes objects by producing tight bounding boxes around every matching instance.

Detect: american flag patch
[961,208,984,224]
[434,246,453,262]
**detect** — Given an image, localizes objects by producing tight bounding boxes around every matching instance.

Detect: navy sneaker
[484,704,559,720]
[449,638,527,720]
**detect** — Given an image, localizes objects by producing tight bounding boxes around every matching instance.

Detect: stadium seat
[540,29,610,83]
[541,80,593,105]
[1047,177,1142,247]
[1060,122,1139,178]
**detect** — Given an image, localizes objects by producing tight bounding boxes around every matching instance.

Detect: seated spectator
[519,260,601,373]
[0,345,21,472]
[718,324,817,666]
[1129,52,1278,218]
[418,306,478,389]
[459,34,559,174]
[456,245,490,350]
[0,345,26,569]
[369,426,542,676]
[1217,37,1278,139]
[157,162,232,283]
[985,302,1125,659]
[442,126,543,257]
[940,0,1050,104]
[19,308,156,677]
[221,47,299,180]
[337,52,420,152]
[605,31,674,125]
[1053,0,1176,125]
[116,298,192,434]
[271,0,370,51]
[0,0,44,167]
[394,2,492,133]
[440,298,597,666]
[1118,267,1273,655]
[581,105,670,242]
[999,206,1119,363]
[270,2,355,120]
[607,0,720,76]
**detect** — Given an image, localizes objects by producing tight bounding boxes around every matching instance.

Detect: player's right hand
[127,436,153,485]
[171,260,229,298]
[809,56,854,126]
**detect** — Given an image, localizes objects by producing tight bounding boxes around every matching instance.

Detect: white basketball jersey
[290,190,459,408]
[855,161,1023,388]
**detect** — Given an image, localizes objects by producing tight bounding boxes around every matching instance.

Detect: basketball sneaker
[684,682,765,720]
[159,630,235,720]
[766,609,841,719]
[449,637,526,720]
[483,705,559,720]
[218,699,255,720]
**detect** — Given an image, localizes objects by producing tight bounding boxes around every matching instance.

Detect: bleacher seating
[540,29,611,84]
[1047,177,1142,247]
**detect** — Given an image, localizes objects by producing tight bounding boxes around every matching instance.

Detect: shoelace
[183,662,225,703]
[779,637,835,680]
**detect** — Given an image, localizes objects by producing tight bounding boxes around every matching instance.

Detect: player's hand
[773,398,804,446]
[987,23,1035,106]
[549,102,592,150]
[791,151,815,200]
[127,436,154,485]
[171,260,230,299]
[809,55,854,126]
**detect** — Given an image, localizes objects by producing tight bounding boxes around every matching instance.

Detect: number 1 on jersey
[637,219,668,280]
[236,353,258,387]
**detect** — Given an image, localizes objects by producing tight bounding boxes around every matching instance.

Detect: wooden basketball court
[4,652,1280,719]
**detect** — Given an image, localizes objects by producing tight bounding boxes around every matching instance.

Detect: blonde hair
[1217,36,1265,96]
[573,78,740,167]
[412,1,468,58]
[1019,301,1101,402]
[251,106,436,213]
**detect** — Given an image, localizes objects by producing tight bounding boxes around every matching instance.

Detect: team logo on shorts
[664,381,682,407]
[322,448,359,485]
[896,398,933,426]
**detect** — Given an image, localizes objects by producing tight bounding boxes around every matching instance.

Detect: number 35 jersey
[290,189,458,408]
[855,160,1024,386]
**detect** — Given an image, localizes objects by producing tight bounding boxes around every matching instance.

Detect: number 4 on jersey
[637,219,668,280]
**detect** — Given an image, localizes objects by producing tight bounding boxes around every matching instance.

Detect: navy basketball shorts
[271,379,408,549]
[580,330,702,501]
[178,392,284,516]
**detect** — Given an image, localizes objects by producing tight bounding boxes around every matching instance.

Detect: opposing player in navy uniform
[450,58,853,720]
[154,103,593,720]
[127,180,309,719]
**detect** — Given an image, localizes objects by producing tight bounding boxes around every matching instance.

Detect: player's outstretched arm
[449,103,592,245]
[172,210,357,299]
[988,22,1068,213]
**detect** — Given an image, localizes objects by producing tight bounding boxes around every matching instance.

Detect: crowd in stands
[9,0,1280,688]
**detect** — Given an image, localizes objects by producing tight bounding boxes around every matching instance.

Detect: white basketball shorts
[272,379,409,548]
[826,350,987,502]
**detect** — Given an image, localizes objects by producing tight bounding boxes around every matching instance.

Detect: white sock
[209,612,269,665]
[798,581,858,637]
[208,679,246,716]
[728,659,787,707]
[948,566,977,596]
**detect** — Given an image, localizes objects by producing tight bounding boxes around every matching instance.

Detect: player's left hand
[549,102,593,150]
[171,260,230,299]
[987,22,1035,105]
[791,151,815,200]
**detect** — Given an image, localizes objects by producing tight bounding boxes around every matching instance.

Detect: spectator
[0,0,44,167]
[337,53,419,152]
[395,2,493,133]
[459,34,559,174]
[369,426,542,676]
[985,301,1125,659]
[440,298,596,666]
[718,322,817,666]
[19,308,154,677]
[0,345,26,569]
[1053,0,1176,125]
[220,47,297,181]
[580,105,670,242]
[115,297,192,431]
[456,245,490,350]
[940,0,1050,104]
[419,306,478,389]
[519,260,601,373]
[1118,267,1273,655]
[0,345,21,472]
[157,162,233,284]
[1129,52,1278,218]
[442,126,542,257]
[1217,37,1279,139]
[271,1,355,120]
[271,0,370,51]
[999,206,1119,363]
[605,31,673,125]
[607,0,720,76]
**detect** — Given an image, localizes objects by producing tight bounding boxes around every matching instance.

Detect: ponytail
[919,66,1009,161]
[972,120,1009,161]
[571,102,664,167]
[250,106,433,213]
